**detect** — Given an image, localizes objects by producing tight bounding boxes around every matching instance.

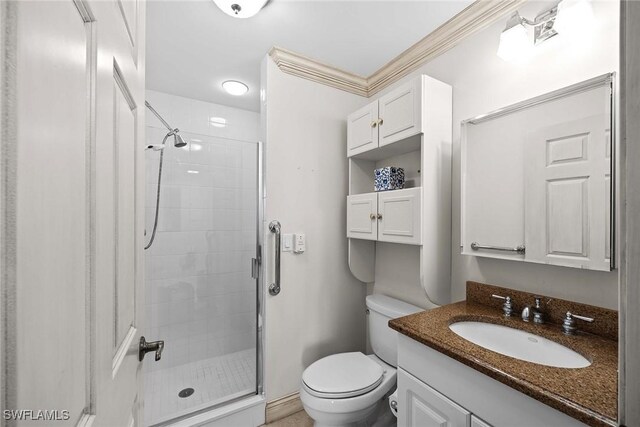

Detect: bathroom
[1,0,638,426]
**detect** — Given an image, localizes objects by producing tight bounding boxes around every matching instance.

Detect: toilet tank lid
[366,294,423,319]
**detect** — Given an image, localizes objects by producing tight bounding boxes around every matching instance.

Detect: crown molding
[269,0,527,98]
[268,46,369,97]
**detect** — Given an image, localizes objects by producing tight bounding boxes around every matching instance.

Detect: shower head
[173,132,187,148]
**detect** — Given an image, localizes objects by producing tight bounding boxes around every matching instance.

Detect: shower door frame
[153,139,266,426]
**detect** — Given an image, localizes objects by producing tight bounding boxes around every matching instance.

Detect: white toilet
[300,295,422,427]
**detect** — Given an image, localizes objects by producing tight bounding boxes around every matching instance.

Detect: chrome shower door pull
[139,336,165,362]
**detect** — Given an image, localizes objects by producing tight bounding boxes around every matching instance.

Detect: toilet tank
[366,294,423,367]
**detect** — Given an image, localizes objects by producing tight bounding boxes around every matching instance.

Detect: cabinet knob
[377,118,384,126]
[377,213,382,220]
[369,213,376,220]
[370,121,377,128]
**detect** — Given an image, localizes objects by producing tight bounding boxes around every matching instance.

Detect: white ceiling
[146,0,473,111]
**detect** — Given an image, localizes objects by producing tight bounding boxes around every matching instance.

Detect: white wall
[144,90,260,372]
[373,0,619,309]
[262,58,370,401]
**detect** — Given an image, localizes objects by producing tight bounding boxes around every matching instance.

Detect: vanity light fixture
[222,80,249,96]
[497,0,594,62]
[212,0,268,19]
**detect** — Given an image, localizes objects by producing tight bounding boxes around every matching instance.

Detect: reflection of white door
[524,116,610,271]
[2,0,146,425]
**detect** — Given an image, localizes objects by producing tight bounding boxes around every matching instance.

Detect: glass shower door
[143,130,260,426]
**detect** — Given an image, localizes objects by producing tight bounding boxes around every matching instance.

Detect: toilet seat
[302,352,384,399]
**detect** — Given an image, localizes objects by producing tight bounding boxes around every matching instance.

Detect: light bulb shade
[212,0,268,18]
[497,20,532,62]
[554,0,594,35]
[222,80,249,96]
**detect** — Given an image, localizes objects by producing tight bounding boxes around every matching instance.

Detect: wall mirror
[461,73,614,272]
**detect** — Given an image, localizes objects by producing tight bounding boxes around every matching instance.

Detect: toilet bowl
[300,295,422,427]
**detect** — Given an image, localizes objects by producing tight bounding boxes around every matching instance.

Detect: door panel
[525,116,610,271]
[12,1,91,423]
[398,369,470,427]
[379,80,421,147]
[347,101,378,157]
[378,188,422,245]
[347,193,377,240]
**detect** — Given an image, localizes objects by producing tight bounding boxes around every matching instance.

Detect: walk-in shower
[144,94,263,426]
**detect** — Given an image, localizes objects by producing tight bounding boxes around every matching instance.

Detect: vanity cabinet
[398,368,471,427]
[347,79,422,158]
[397,335,587,427]
[347,188,421,245]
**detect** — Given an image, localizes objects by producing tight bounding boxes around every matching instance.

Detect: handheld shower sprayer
[144,101,189,249]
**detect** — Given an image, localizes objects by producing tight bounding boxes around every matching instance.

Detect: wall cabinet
[347,188,421,245]
[347,78,422,158]
[346,74,452,305]
[460,75,614,272]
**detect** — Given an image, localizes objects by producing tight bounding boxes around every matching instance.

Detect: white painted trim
[265,392,303,424]
[268,0,526,98]
[619,1,639,425]
[268,46,368,97]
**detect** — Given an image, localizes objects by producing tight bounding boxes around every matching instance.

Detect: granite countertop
[389,293,618,427]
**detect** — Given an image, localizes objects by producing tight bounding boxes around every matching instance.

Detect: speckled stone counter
[389,282,618,427]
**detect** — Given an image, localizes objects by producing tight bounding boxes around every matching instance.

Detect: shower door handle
[268,220,281,296]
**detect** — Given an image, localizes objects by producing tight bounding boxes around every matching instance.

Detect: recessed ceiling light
[212,0,268,19]
[222,80,249,96]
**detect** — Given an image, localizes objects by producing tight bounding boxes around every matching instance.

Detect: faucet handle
[562,311,594,335]
[491,294,513,317]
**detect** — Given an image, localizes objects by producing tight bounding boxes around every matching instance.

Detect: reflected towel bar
[471,242,526,254]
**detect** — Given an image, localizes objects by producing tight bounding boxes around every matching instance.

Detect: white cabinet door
[398,369,471,427]
[524,116,610,271]
[378,188,422,245]
[347,193,378,240]
[379,79,421,147]
[348,101,379,157]
[471,416,493,427]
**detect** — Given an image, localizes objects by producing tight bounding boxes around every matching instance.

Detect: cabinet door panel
[378,188,422,245]
[348,101,379,157]
[525,116,610,271]
[398,369,470,427]
[347,193,377,240]
[379,80,421,147]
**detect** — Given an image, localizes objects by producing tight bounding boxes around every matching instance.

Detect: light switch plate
[282,234,293,252]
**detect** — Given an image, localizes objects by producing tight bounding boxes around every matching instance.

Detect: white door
[1,0,147,425]
[378,188,422,245]
[347,101,379,157]
[524,116,610,271]
[378,79,421,147]
[347,193,378,241]
[397,369,470,427]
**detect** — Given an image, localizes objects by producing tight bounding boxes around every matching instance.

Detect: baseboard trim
[265,392,303,424]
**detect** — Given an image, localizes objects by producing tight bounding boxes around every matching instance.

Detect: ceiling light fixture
[212,0,268,19]
[496,0,593,62]
[222,80,249,96]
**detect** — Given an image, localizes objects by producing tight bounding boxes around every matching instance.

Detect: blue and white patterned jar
[374,167,405,191]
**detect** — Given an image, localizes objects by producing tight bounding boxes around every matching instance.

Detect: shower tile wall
[144,90,259,373]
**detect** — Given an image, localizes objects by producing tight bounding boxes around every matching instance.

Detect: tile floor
[144,348,256,426]
[263,410,313,427]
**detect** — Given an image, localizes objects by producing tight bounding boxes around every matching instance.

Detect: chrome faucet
[491,294,513,317]
[532,296,545,324]
[562,312,595,335]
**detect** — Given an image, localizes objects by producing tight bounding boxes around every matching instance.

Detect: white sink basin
[449,321,591,368]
